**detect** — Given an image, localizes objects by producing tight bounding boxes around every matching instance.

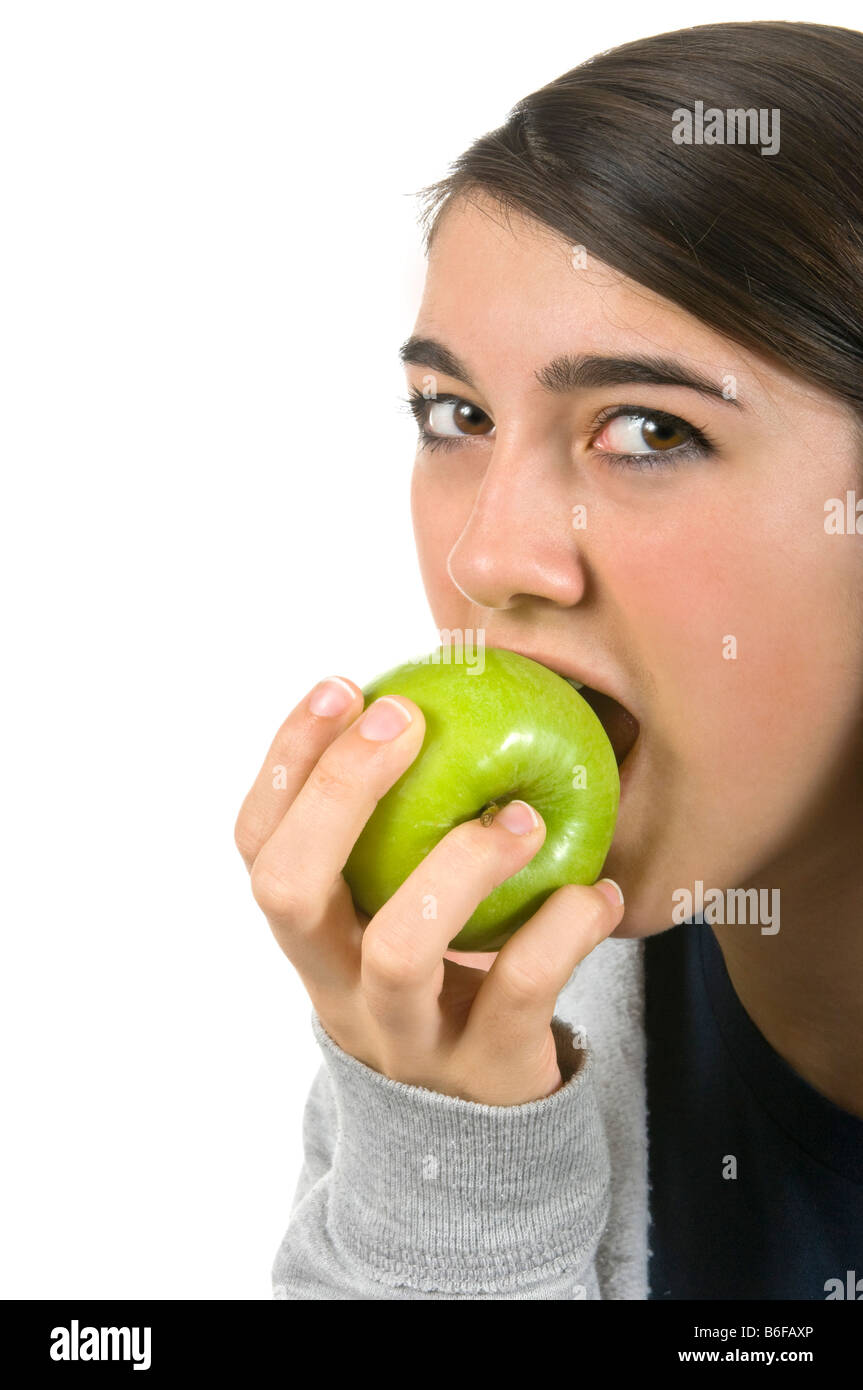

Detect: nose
[446,439,589,611]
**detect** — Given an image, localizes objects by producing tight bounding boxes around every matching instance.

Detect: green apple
[342,646,620,951]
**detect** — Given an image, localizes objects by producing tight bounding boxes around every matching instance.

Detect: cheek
[616,501,863,808]
[410,464,473,618]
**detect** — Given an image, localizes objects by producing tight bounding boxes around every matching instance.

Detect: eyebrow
[398,335,744,409]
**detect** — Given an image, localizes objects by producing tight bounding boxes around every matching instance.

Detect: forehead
[417,194,769,402]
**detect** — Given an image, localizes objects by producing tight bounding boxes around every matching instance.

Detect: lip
[492,643,642,770]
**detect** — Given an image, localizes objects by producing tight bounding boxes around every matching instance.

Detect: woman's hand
[234,675,624,1106]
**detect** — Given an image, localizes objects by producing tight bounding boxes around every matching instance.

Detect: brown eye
[426,398,494,439]
[454,401,491,435]
[593,409,700,458]
[640,417,688,450]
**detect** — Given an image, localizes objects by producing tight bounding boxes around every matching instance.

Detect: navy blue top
[644,919,863,1300]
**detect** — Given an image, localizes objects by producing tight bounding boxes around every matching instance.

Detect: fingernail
[309,677,356,718]
[495,799,540,835]
[358,696,412,741]
[595,877,624,907]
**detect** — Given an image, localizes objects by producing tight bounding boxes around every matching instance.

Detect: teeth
[564,676,584,690]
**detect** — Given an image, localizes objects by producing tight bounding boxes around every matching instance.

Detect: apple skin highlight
[342,647,620,951]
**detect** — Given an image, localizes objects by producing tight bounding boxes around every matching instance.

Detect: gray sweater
[272,936,649,1299]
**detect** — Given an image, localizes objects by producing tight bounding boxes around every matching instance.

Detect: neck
[711,804,863,1120]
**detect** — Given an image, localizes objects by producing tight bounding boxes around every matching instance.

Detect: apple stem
[479,801,502,827]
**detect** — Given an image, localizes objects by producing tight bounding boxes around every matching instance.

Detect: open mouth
[563,677,640,768]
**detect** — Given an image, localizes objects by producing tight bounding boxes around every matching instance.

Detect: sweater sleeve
[271,1008,612,1300]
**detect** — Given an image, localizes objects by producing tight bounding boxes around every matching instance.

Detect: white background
[1,0,857,1298]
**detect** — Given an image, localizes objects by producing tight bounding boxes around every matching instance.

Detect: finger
[360,800,546,1035]
[248,694,425,940]
[234,675,362,869]
[463,879,625,1055]
[443,947,499,971]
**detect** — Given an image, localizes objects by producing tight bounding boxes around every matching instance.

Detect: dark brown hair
[416,21,863,416]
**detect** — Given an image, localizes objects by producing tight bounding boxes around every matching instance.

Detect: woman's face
[405,194,863,937]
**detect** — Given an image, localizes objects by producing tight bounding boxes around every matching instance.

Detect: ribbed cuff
[310,1009,611,1295]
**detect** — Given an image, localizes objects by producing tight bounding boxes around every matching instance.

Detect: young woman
[234,20,863,1299]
